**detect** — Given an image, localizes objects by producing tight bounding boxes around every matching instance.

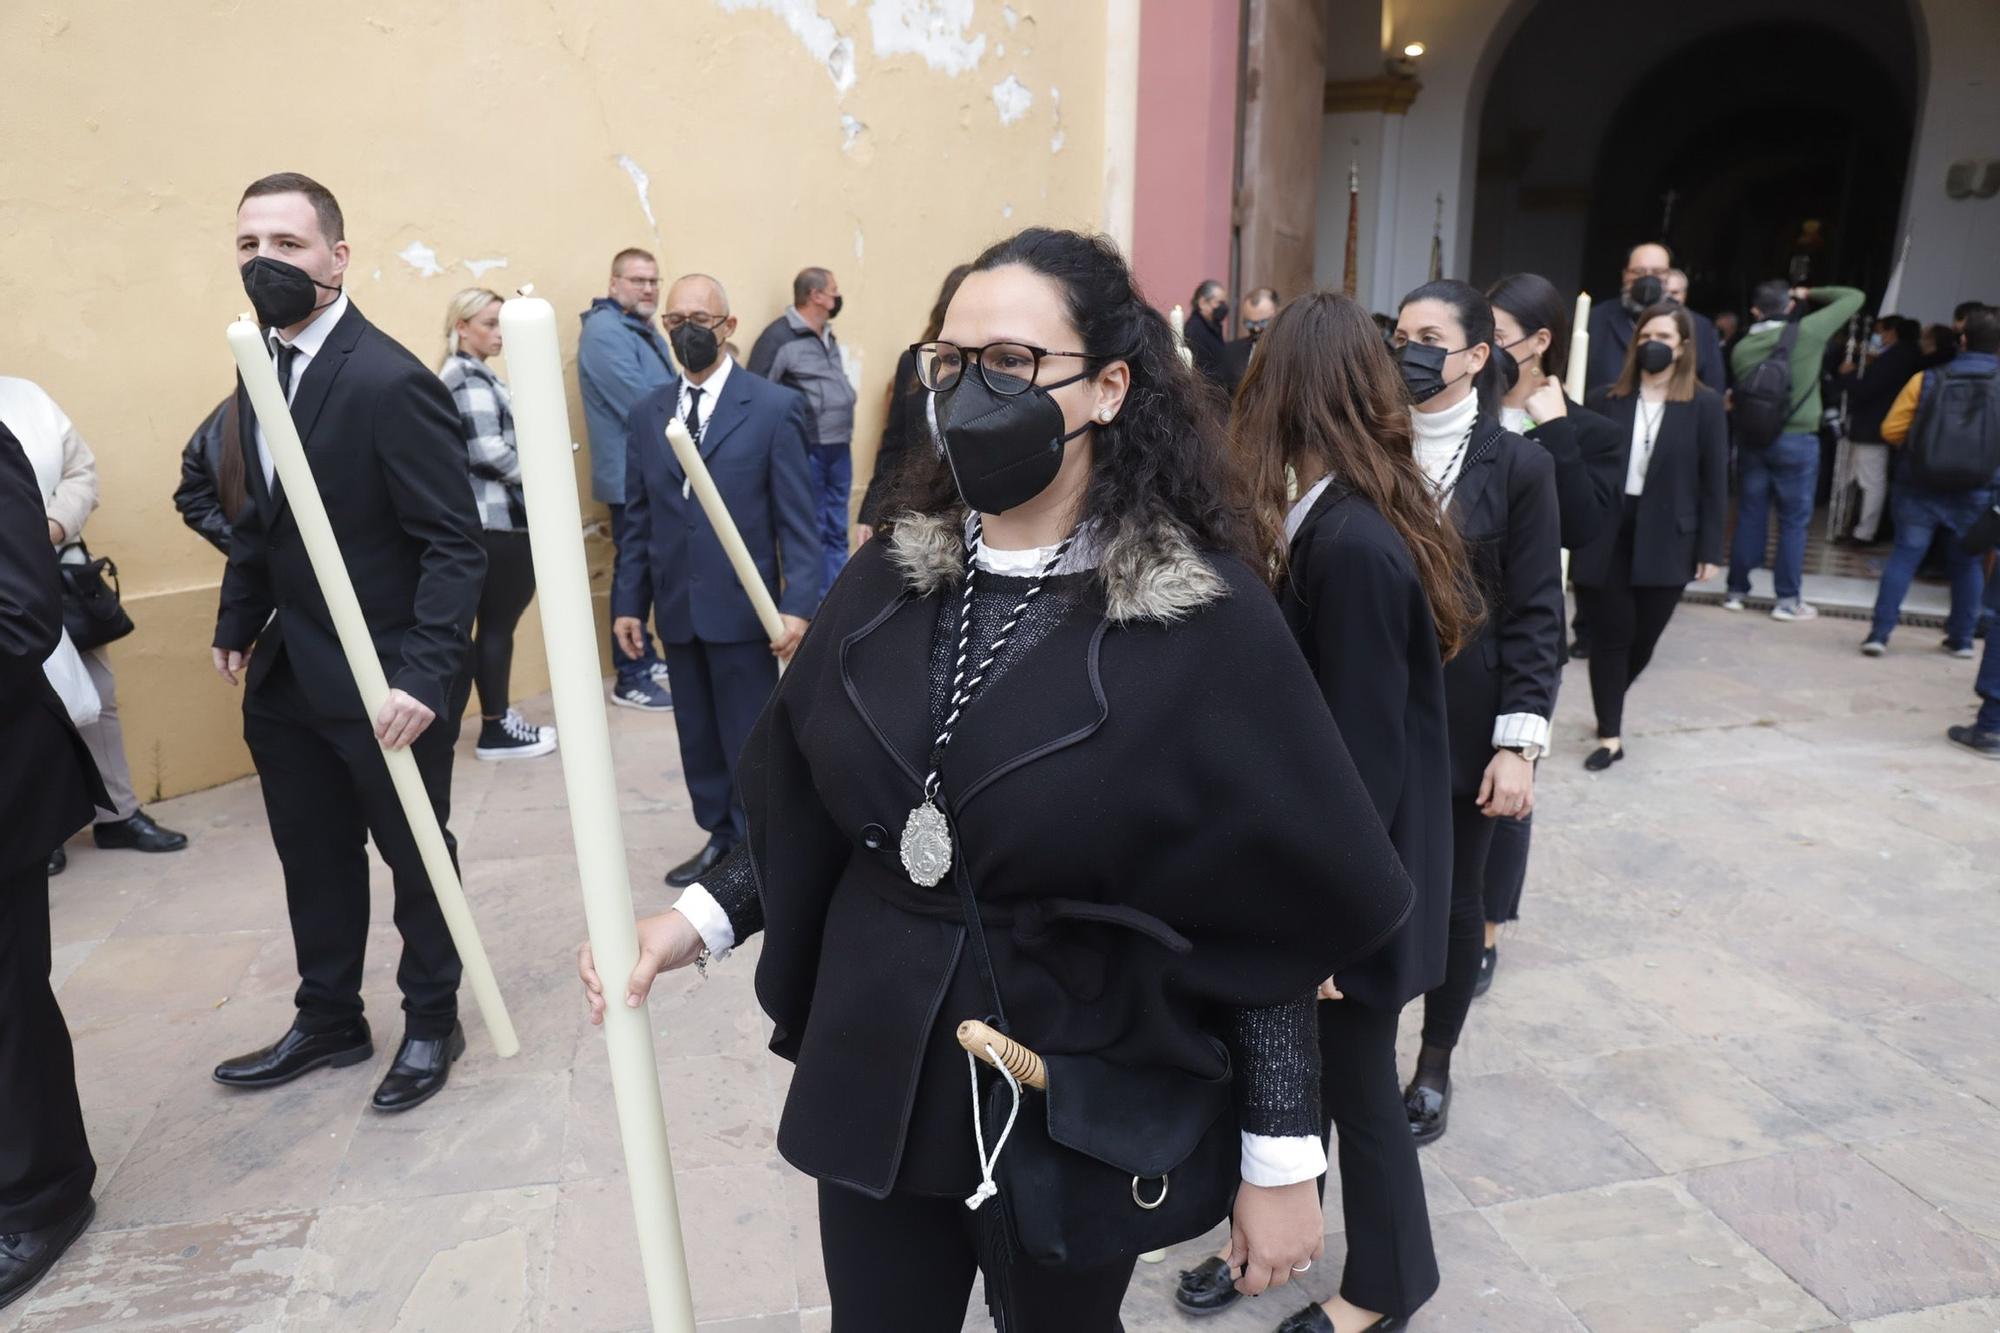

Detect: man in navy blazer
[612,273,820,888]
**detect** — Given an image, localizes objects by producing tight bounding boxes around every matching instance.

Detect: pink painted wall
[1131,0,1241,321]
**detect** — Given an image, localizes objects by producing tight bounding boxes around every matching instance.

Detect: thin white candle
[1565,292,1591,403]
[663,417,788,644]
[501,297,696,1333]
[224,318,519,1060]
[1168,303,1195,369]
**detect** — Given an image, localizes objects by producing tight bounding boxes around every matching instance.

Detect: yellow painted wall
[0,0,1109,799]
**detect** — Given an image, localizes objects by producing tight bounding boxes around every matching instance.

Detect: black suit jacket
[1521,398,1624,551]
[1576,387,1730,588]
[1843,342,1921,443]
[173,396,236,554]
[1284,484,1452,1009]
[1586,301,1726,396]
[214,303,486,720]
[1186,311,1234,390]
[0,424,106,876]
[1442,416,1564,795]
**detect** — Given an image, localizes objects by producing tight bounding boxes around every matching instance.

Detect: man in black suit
[1185,278,1234,390]
[0,423,108,1310]
[1585,242,1725,395]
[210,173,486,1113]
[612,273,819,888]
[1223,286,1280,386]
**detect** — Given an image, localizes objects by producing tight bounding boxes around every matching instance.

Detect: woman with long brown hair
[1173,292,1473,1332]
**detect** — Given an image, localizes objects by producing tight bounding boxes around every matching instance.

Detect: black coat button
[861,823,888,851]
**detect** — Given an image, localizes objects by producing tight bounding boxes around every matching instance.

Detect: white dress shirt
[254,292,350,492]
[1628,396,1666,497]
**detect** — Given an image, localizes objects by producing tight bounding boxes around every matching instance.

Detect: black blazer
[1284,485,1452,1008]
[1442,415,1564,795]
[1576,386,1729,588]
[611,364,821,644]
[1186,311,1234,390]
[1521,399,1623,551]
[1843,341,1921,443]
[0,425,106,876]
[173,396,235,554]
[214,303,486,720]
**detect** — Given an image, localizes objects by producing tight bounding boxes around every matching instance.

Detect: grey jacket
[747,307,856,448]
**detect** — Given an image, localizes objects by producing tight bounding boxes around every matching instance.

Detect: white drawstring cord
[963,1043,1023,1211]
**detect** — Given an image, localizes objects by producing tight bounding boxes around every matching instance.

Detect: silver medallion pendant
[900,799,954,887]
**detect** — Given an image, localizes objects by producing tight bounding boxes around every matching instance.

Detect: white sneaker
[649,660,672,684]
[1860,639,1887,657]
[1721,595,1746,612]
[1771,601,1818,622]
[476,708,558,761]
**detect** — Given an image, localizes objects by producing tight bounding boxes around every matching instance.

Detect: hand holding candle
[1565,292,1591,403]
[662,416,789,647]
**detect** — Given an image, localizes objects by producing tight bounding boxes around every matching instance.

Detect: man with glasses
[579,248,676,711]
[612,274,818,889]
[1584,242,1726,395]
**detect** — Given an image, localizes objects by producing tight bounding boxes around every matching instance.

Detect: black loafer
[1584,746,1625,772]
[1473,944,1498,997]
[46,846,66,877]
[1405,1080,1449,1146]
[1173,1255,1240,1316]
[0,1196,94,1312]
[214,1019,373,1088]
[1275,1308,1409,1333]
[91,810,189,853]
[665,838,732,889]
[371,1023,466,1113]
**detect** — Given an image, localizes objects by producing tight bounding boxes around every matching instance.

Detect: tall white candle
[1168,303,1195,369]
[1565,292,1591,403]
[224,318,519,1060]
[663,417,788,645]
[501,297,697,1333]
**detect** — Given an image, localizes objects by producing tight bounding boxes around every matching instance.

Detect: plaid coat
[440,353,525,531]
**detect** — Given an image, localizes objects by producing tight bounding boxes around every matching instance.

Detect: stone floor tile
[1410,1209,1587,1330]
[285,1185,558,1332]
[1720,918,1980,1020]
[2,1210,313,1332]
[1685,1146,2000,1321]
[1863,1000,2000,1108]
[331,1071,568,1203]
[1547,1044,1830,1173]
[54,932,264,1025]
[1428,1068,1660,1206]
[1843,1297,2000,1330]
[1475,960,1686,1064]
[564,1052,777,1181]
[1713,1021,1984,1144]
[1860,1129,2000,1247]
[1489,1176,1835,1332]
[1587,947,1829,1040]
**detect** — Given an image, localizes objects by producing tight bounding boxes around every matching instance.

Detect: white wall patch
[841,113,867,151]
[397,241,444,277]
[616,154,657,230]
[1002,5,1018,29]
[718,0,857,94]
[839,341,863,394]
[1049,84,1063,153]
[868,0,984,77]
[465,257,510,279]
[991,74,1032,126]
[853,226,865,260]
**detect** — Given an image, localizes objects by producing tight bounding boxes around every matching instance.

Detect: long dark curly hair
[878,227,1257,567]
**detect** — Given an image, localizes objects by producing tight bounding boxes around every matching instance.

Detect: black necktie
[272,339,301,398]
[684,385,705,439]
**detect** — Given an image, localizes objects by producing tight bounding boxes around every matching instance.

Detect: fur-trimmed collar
[882,509,1229,624]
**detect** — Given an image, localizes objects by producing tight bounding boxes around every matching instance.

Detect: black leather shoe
[214,1019,373,1089]
[91,810,189,853]
[371,1024,466,1113]
[0,1197,94,1312]
[665,838,732,889]
[1173,1255,1240,1316]
[1405,1079,1449,1146]
[46,846,65,877]
[1473,944,1498,997]
[1275,1312,1406,1333]
[1584,745,1625,772]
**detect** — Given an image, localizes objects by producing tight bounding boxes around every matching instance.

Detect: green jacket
[1729,286,1865,436]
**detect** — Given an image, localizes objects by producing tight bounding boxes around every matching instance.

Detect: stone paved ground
[7,602,2000,1332]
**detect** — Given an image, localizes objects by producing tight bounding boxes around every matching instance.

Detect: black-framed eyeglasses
[910,340,1092,396]
[662,312,729,332]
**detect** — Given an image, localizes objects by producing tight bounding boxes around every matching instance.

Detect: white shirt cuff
[674,884,735,959]
[1239,1132,1328,1188]
[1492,713,1552,753]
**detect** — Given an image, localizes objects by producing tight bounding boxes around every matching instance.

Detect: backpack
[1908,366,2000,492]
[1732,320,1807,449]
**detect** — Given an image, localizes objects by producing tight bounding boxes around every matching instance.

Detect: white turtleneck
[1410,390,1479,500]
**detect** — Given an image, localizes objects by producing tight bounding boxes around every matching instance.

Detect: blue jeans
[1978,628,2000,732]
[808,443,852,601]
[1869,488,1991,646]
[606,502,663,682]
[1728,433,1821,602]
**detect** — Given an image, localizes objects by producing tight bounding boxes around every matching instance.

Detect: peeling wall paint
[397,241,443,277]
[1002,5,1019,29]
[840,113,866,151]
[839,341,863,394]
[991,74,1032,126]
[615,154,657,231]
[1050,85,1064,154]
[718,0,856,94]
[867,0,985,76]
[853,226,865,260]
[465,257,510,279]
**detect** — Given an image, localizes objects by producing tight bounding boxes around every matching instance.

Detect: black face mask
[1622,274,1665,316]
[827,294,843,320]
[1495,335,1529,393]
[1210,301,1230,326]
[240,256,341,329]
[1244,318,1270,340]
[670,322,721,375]
[1393,341,1467,404]
[1637,340,1676,375]
[937,369,1094,515]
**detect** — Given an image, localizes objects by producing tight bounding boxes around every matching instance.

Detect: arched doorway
[1469,0,1920,318]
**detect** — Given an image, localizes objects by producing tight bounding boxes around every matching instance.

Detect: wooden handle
[956,1020,1048,1091]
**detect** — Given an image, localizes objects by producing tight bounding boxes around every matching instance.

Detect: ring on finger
[1291,1259,1313,1273]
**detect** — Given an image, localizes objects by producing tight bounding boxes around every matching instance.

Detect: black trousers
[469,528,538,719]
[1483,812,1532,924]
[662,637,777,845]
[1574,582,1683,739]
[0,862,96,1233]
[243,657,463,1039]
[1421,797,1501,1051]
[817,1180,1136,1331]
[1319,999,1439,1318]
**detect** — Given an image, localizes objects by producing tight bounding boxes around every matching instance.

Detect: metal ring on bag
[1132,1175,1170,1210]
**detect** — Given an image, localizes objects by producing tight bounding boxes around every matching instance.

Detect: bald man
[611,274,820,888]
[1584,242,1725,394]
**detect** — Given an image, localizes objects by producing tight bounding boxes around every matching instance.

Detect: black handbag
[60,544,136,651]
[948,857,1241,1270]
